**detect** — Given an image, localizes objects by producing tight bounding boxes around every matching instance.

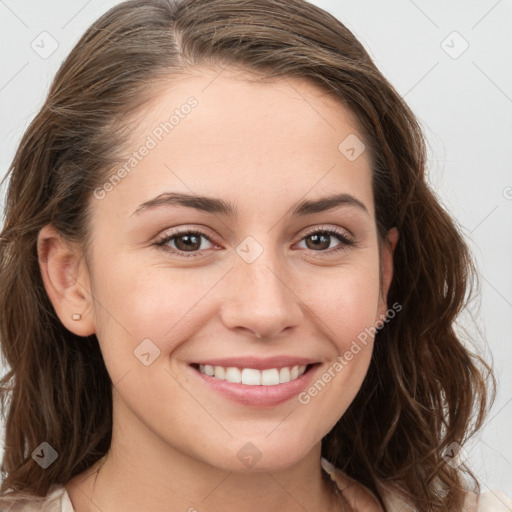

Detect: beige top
[0,458,511,511]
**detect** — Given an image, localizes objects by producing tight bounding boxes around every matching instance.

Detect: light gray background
[1,0,511,496]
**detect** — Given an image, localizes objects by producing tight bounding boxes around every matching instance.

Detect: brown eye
[304,232,332,251]
[173,233,203,252]
[297,228,355,254]
[156,230,215,258]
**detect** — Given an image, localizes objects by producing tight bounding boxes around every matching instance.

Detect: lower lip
[190,364,319,407]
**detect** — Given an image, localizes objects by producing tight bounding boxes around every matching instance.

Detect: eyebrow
[131,192,370,218]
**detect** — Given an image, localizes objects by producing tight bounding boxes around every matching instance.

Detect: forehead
[137,65,367,149]
[96,66,375,220]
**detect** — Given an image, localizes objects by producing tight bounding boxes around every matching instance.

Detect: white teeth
[279,367,291,383]
[261,368,280,385]
[214,366,225,380]
[225,367,242,384]
[197,364,309,385]
[242,368,261,385]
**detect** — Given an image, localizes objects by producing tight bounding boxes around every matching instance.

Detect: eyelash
[154,226,355,259]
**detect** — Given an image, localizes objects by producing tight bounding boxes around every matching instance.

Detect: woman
[0,0,510,510]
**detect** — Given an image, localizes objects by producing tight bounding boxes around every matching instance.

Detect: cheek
[294,268,381,434]
[302,259,382,348]
[90,256,220,368]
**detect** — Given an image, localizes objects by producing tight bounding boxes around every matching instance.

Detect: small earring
[71,313,82,321]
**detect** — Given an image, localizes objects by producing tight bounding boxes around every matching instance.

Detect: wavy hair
[0,0,495,510]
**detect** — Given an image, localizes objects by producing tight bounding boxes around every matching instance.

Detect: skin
[38,66,398,512]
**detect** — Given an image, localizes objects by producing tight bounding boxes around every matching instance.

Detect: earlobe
[37,224,95,337]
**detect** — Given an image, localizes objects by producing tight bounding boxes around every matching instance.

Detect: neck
[67,450,341,512]
[66,399,344,512]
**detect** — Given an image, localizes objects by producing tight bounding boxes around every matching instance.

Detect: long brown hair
[0,1,495,510]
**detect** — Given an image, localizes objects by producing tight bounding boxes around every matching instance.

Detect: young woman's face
[79,67,396,471]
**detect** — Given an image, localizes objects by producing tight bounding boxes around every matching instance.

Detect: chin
[200,435,316,473]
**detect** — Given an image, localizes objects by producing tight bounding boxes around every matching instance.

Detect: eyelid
[154,226,219,257]
[301,224,354,243]
[154,223,356,258]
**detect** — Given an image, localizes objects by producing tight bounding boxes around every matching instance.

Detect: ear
[376,227,399,319]
[37,224,95,337]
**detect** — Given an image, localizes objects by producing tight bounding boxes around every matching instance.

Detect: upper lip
[191,356,317,370]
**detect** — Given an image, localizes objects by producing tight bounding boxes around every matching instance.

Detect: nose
[219,247,304,340]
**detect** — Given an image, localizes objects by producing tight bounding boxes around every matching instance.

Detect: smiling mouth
[190,363,316,386]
